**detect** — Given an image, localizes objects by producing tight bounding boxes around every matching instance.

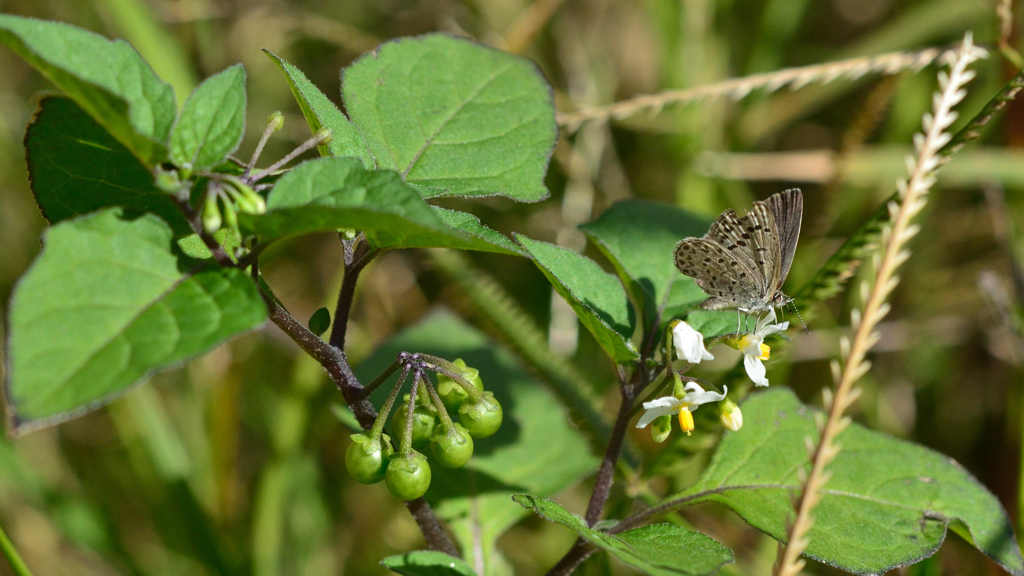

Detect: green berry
[458,392,503,439]
[436,359,484,413]
[430,424,474,468]
[391,403,438,448]
[345,433,394,484]
[385,451,431,500]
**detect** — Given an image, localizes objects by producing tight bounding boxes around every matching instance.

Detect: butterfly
[673,189,803,314]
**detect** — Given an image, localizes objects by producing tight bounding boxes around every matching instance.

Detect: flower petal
[744,355,769,386]
[761,321,790,336]
[740,334,764,358]
[636,404,680,428]
[673,321,714,363]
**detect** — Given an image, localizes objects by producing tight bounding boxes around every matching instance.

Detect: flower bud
[267,110,285,132]
[202,193,222,233]
[315,128,333,145]
[719,399,743,432]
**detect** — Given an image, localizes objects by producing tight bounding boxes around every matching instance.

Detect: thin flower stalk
[558,46,950,131]
[773,33,987,576]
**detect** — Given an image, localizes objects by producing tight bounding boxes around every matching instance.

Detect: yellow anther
[758,344,770,361]
[678,406,694,435]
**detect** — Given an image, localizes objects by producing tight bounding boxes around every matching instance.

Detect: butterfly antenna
[790,301,810,334]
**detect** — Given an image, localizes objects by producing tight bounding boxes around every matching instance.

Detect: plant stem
[0,521,33,576]
[545,373,638,576]
[370,366,410,439]
[417,355,483,401]
[423,376,456,430]
[254,260,458,555]
[360,359,401,400]
[328,238,375,352]
[401,372,422,454]
[584,389,634,526]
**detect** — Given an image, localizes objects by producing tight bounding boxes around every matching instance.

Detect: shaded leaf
[0,14,175,165]
[513,495,733,576]
[308,307,331,337]
[381,551,478,576]
[263,49,375,166]
[672,389,1024,575]
[170,64,246,170]
[515,236,637,363]
[25,96,191,235]
[357,312,598,575]
[342,34,555,202]
[580,200,711,323]
[5,209,266,433]
[242,157,521,255]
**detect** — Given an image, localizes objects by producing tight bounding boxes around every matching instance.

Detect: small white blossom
[734,309,788,387]
[636,383,727,434]
[672,320,714,364]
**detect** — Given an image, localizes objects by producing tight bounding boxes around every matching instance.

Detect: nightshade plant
[1,13,1023,576]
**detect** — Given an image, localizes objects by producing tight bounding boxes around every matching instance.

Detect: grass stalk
[773,33,987,576]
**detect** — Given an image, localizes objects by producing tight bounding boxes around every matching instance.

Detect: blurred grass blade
[0,521,33,576]
[795,69,1024,306]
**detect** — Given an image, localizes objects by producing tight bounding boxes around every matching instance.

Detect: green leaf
[263,49,375,166]
[0,14,175,165]
[242,157,521,255]
[673,389,1024,576]
[5,209,266,433]
[357,312,598,575]
[580,200,712,323]
[170,64,246,170]
[381,551,478,576]
[430,207,525,256]
[342,34,555,202]
[513,495,733,576]
[308,307,331,337]
[25,96,191,236]
[515,236,638,363]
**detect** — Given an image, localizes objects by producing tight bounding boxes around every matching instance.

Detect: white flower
[719,400,743,432]
[672,320,714,364]
[636,383,727,435]
[734,309,789,387]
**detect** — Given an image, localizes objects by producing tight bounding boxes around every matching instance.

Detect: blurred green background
[2,0,1024,574]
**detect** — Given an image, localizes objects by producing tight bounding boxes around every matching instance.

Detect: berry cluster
[345,353,503,500]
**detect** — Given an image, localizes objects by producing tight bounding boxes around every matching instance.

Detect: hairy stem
[254,262,458,555]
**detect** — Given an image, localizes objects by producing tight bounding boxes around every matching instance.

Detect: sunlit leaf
[381,551,478,576]
[170,64,246,170]
[516,236,638,363]
[513,495,733,576]
[242,157,522,255]
[5,209,266,433]
[342,34,555,202]
[263,49,375,166]
[671,389,1024,575]
[0,14,175,165]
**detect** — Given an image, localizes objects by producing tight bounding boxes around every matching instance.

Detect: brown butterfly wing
[765,188,803,285]
[674,238,761,307]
